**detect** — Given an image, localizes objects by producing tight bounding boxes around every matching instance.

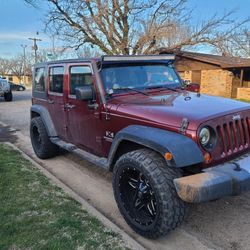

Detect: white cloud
[0,31,48,42]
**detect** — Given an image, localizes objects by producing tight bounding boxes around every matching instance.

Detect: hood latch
[180,118,189,133]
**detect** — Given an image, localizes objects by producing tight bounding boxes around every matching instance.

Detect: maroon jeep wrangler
[30,55,250,238]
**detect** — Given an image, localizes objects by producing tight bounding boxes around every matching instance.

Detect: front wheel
[113,149,187,238]
[4,91,12,102]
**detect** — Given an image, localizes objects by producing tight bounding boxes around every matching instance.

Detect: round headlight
[199,127,210,146]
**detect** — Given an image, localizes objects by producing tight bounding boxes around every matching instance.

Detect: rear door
[65,63,103,155]
[47,64,67,140]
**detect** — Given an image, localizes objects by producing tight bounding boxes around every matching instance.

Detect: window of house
[69,66,92,95]
[8,76,13,82]
[34,67,45,92]
[49,66,64,93]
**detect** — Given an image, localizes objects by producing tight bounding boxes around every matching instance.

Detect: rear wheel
[4,91,12,102]
[113,148,187,238]
[30,117,59,159]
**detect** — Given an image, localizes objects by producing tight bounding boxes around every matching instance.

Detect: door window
[34,67,45,92]
[49,66,64,94]
[69,66,92,95]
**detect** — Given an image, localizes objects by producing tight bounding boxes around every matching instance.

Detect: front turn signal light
[204,152,212,164]
[165,152,173,161]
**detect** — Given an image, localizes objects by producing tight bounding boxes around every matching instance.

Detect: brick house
[159,50,250,100]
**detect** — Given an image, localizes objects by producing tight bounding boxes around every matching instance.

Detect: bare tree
[74,46,101,58]
[7,53,34,82]
[9,56,24,82]
[213,28,250,58]
[0,58,11,76]
[25,0,250,55]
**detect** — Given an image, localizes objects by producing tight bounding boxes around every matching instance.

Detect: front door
[65,63,102,155]
[47,65,67,140]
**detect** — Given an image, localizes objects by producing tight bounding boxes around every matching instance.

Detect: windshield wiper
[145,85,178,92]
[112,87,149,96]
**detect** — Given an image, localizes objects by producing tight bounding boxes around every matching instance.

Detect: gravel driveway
[1,90,250,250]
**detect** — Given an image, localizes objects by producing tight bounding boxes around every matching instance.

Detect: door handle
[88,102,99,110]
[48,99,54,104]
[64,103,75,109]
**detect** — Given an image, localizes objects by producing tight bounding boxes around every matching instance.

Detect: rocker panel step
[50,137,109,170]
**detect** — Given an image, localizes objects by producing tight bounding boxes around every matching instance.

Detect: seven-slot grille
[217,116,250,156]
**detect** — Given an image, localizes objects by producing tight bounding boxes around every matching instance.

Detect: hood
[109,90,250,131]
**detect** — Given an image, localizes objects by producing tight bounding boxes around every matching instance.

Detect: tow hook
[232,162,241,172]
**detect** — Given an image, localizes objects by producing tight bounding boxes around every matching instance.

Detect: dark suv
[30,55,250,238]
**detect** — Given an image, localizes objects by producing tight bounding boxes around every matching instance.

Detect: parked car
[30,55,250,239]
[182,79,200,92]
[0,78,13,101]
[9,81,26,91]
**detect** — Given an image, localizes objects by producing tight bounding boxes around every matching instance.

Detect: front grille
[216,117,250,156]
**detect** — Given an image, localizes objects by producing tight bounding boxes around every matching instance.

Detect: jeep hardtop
[30,55,250,238]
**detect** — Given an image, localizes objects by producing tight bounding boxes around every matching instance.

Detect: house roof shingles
[158,49,250,69]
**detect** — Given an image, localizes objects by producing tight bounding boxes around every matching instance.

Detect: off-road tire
[30,117,59,159]
[4,91,12,102]
[113,148,187,238]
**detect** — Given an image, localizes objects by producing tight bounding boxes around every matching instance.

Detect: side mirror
[185,83,200,93]
[75,86,94,101]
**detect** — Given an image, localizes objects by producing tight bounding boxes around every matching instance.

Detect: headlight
[199,126,217,150]
[199,127,210,146]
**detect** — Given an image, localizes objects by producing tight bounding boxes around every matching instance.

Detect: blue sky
[0,0,249,58]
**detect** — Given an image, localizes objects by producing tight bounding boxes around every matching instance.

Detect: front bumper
[174,152,250,203]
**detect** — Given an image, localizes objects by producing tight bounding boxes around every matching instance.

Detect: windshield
[100,63,181,94]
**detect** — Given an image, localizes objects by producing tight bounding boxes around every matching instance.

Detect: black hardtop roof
[34,58,97,67]
[34,54,175,68]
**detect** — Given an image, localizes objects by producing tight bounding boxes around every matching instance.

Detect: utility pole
[21,44,27,84]
[28,37,42,63]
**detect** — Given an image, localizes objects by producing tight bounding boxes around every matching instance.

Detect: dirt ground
[1,91,250,250]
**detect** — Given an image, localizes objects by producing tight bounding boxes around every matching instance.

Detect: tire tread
[30,117,59,159]
[113,148,188,238]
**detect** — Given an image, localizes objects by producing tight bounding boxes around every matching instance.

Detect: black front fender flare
[108,125,204,168]
[30,105,57,137]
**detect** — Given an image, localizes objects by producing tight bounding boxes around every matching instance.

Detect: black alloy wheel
[119,168,157,226]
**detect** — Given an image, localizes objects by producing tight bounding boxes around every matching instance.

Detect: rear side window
[34,67,45,92]
[69,66,92,95]
[49,66,64,93]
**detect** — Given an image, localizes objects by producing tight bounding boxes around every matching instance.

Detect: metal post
[240,69,244,87]
[21,44,27,84]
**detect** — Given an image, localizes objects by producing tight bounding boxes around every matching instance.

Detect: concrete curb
[4,142,145,250]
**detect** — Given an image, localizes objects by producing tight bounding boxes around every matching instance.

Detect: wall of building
[232,74,241,98]
[175,57,218,71]
[200,69,233,98]
[237,88,250,100]
[178,70,192,82]
[2,75,31,85]
[243,81,250,88]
